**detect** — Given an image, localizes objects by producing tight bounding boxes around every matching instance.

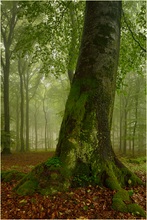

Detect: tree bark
[56,1,122,161]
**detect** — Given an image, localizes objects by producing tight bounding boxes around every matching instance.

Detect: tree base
[14,157,71,196]
[13,156,145,217]
[14,156,143,195]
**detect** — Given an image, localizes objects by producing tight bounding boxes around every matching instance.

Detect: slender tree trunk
[123,109,127,155]
[25,70,30,151]
[1,2,18,154]
[34,112,38,151]
[16,94,20,151]
[132,82,139,157]
[119,93,123,153]
[43,98,48,151]
[18,58,25,152]
[3,57,11,154]
[128,111,132,153]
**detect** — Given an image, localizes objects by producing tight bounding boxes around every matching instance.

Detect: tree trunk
[2,57,11,154]
[123,109,127,155]
[18,58,25,152]
[16,94,20,151]
[132,79,140,157]
[1,2,18,154]
[56,1,121,162]
[34,108,38,151]
[25,70,30,151]
[67,2,79,84]
[15,1,142,197]
[43,96,48,151]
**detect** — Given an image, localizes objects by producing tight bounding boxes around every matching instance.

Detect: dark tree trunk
[2,57,11,154]
[54,1,140,189]
[56,1,122,161]
[1,2,18,154]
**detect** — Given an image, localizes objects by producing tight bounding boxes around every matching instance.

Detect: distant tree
[18,56,25,152]
[1,1,19,154]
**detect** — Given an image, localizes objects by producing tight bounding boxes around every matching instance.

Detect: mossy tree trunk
[55,1,141,188]
[15,1,142,197]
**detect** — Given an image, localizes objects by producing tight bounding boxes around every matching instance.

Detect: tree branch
[122,11,146,53]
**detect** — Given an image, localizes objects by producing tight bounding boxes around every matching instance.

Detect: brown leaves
[2,180,146,219]
[1,151,55,173]
[1,153,146,219]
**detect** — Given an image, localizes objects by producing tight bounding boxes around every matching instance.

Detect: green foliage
[45,157,63,168]
[117,1,146,89]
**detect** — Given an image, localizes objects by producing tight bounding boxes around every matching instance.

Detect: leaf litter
[1,152,146,219]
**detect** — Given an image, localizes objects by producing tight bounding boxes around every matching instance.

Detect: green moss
[40,187,58,195]
[71,160,92,187]
[50,172,59,180]
[16,180,38,196]
[1,170,26,182]
[112,198,128,212]
[114,166,143,187]
[113,189,130,202]
[127,203,146,218]
[14,158,71,196]
[105,176,121,190]
[45,157,62,168]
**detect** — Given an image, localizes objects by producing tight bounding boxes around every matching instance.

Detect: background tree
[1,1,19,154]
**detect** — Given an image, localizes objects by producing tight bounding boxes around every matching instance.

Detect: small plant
[45,157,62,168]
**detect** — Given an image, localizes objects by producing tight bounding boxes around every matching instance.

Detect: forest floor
[1,151,146,219]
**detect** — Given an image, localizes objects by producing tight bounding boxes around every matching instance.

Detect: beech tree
[15,1,143,199]
[1,2,18,154]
